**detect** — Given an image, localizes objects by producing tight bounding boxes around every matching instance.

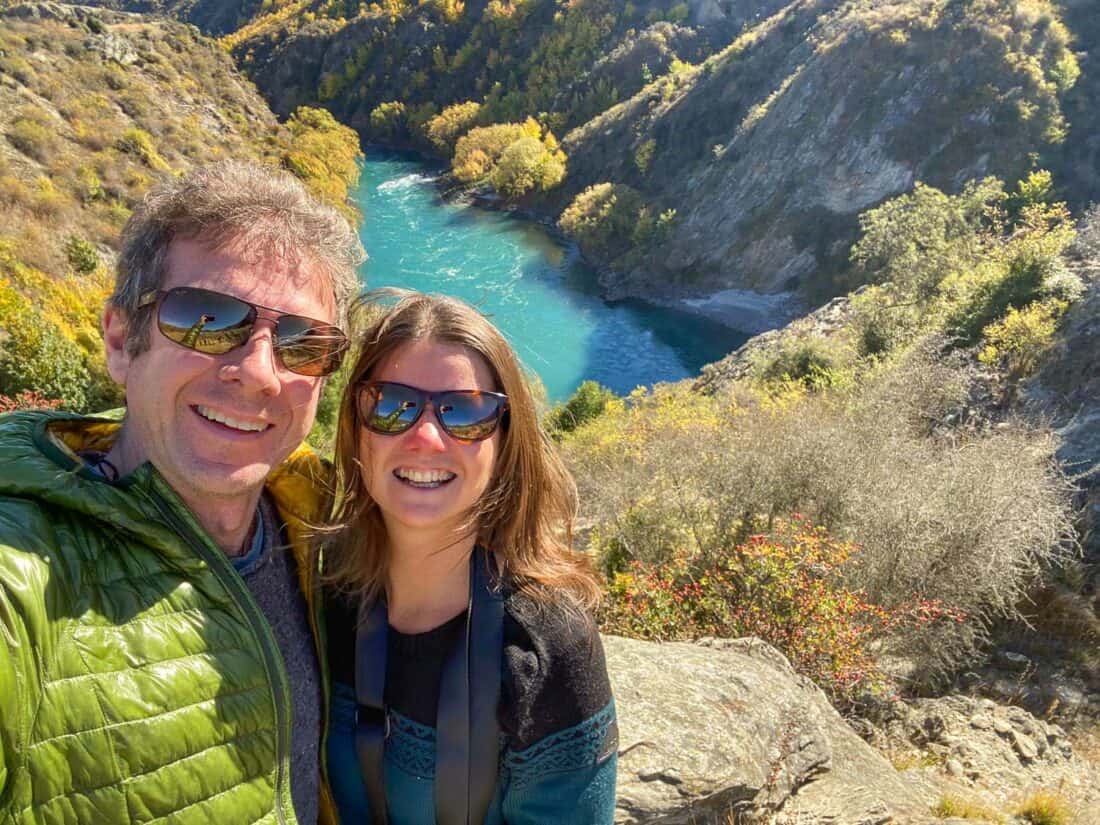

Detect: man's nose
[220,324,282,395]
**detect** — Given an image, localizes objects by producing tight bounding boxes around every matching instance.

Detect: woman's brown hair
[324,290,601,612]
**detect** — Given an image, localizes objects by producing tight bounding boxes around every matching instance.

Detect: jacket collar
[0,409,329,574]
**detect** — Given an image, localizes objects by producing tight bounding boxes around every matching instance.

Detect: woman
[322,291,618,825]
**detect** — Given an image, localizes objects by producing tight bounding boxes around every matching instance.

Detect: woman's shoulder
[500,590,614,751]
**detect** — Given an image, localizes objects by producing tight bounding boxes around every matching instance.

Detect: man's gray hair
[113,160,366,355]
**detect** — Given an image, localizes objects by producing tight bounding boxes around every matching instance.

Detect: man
[0,161,364,824]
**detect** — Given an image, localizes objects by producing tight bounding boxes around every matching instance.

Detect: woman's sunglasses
[137,286,348,377]
[357,380,508,442]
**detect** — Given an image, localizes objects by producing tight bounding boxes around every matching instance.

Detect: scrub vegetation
[556,167,1084,698]
[0,7,361,412]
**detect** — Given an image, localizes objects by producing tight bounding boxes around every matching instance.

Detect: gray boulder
[605,636,932,823]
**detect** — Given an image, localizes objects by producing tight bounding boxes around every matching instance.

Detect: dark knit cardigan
[324,587,618,824]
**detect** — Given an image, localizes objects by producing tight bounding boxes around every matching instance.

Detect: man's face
[104,236,335,509]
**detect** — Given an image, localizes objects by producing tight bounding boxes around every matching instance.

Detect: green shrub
[850,179,1004,301]
[368,100,407,142]
[283,106,363,224]
[487,135,566,198]
[850,285,921,357]
[978,299,1066,381]
[307,359,353,457]
[634,138,656,174]
[425,101,481,156]
[7,118,55,162]
[117,127,168,171]
[546,380,615,436]
[558,182,646,259]
[753,335,851,391]
[0,301,93,410]
[64,236,100,274]
[76,164,104,203]
[452,122,530,183]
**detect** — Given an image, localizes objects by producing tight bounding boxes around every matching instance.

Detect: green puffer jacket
[0,410,337,825]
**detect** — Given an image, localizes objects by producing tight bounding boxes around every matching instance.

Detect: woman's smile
[392,467,458,488]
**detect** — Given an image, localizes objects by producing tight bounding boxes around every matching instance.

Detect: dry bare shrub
[563,340,1077,685]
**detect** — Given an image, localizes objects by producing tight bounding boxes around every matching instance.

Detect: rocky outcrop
[606,635,932,823]
[607,635,1100,824]
[870,695,1100,823]
[691,290,857,394]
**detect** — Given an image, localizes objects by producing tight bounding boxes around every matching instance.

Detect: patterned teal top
[325,592,618,824]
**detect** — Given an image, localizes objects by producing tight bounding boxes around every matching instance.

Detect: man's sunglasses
[137,286,348,377]
[357,380,508,442]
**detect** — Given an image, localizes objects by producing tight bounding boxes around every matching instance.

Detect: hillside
[218,0,1089,312]
[0,1,360,410]
[66,0,267,34]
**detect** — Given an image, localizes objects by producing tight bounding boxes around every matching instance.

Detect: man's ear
[102,304,133,387]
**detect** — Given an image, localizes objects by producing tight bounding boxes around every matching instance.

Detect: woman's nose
[404,404,448,451]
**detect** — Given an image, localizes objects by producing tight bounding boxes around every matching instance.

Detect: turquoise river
[355,151,749,402]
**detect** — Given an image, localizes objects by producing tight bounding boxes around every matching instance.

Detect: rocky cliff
[560,0,1079,301]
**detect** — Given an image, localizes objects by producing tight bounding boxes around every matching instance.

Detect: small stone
[970,715,992,730]
[945,758,965,778]
[993,718,1013,735]
[1012,731,1039,762]
[995,650,1031,670]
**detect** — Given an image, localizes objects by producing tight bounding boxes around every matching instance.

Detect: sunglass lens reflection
[274,316,346,376]
[437,393,501,440]
[158,288,253,354]
[369,384,424,433]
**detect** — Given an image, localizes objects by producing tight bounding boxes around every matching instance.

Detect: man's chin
[183,461,275,500]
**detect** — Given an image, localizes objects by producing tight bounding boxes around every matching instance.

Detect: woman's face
[359,338,501,540]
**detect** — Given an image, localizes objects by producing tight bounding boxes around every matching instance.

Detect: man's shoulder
[0,410,126,576]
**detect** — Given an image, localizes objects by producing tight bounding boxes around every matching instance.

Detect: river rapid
[355,150,750,402]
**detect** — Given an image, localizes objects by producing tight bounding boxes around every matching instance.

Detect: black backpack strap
[355,597,389,825]
[436,548,504,825]
[355,549,504,825]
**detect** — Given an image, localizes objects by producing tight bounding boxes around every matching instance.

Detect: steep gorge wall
[96,0,1091,313]
[562,0,1080,300]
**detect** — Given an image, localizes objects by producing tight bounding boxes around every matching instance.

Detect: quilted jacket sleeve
[0,544,34,797]
[0,506,54,801]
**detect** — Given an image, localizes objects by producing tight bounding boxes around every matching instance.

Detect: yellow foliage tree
[282,106,363,224]
[425,100,481,156]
